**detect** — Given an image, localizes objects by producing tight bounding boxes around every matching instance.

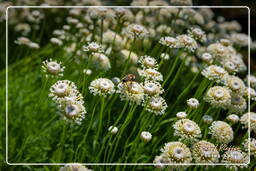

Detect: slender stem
[95,97,105,145]
[162,50,181,87]
[121,38,136,77]
[100,18,104,44]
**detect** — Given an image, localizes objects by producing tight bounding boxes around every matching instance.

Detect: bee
[122,74,136,83]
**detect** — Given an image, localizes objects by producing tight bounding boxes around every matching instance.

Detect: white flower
[188,27,206,42]
[138,55,158,69]
[173,119,201,143]
[117,81,144,105]
[138,68,163,82]
[89,78,115,97]
[246,87,256,101]
[202,115,213,124]
[228,94,247,114]
[103,30,124,49]
[186,98,199,109]
[207,42,230,59]
[83,69,92,75]
[204,86,231,109]
[49,80,83,104]
[50,37,63,46]
[119,49,138,64]
[159,36,177,48]
[59,100,86,125]
[108,126,118,134]
[209,121,234,144]
[144,96,167,115]
[42,58,65,77]
[230,33,251,47]
[91,53,111,71]
[176,112,187,119]
[171,0,193,6]
[200,52,213,64]
[240,112,256,133]
[176,34,198,52]
[245,75,256,88]
[111,77,121,85]
[140,131,152,142]
[226,114,239,124]
[160,53,170,60]
[243,138,256,157]
[14,37,31,45]
[223,61,238,73]
[201,65,228,83]
[60,164,93,171]
[28,42,40,49]
[153,155,168,169]
[160,141,192,167]
[142,80,164,97]
[83,42,103,53]
[192,140,220,163]
[221,149,249,170]
[126,24,149,39]
[223,75,246,95]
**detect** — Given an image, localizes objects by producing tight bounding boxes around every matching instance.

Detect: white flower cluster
[14,36,40,49]
[160,34,198,52]
[49,80,86,125]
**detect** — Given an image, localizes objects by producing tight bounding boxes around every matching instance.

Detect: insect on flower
[122,74,136,83]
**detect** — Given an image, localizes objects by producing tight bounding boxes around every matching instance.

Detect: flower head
[186,98,199,109]
[91,53,111,71]
[42,59,65,78]
[188,27,206,42]
[209,121,234,144]
[140,131,152,142]
[58,100,86,125]
[49,80,83,103]
[89,78,115,97]
[117,81,144,105]
[108,126,118,135]
[201,65,228,83]
[176,112,187,119]
[240,112,256,133]
[223,75,246,95]
[126,24,149,39]
[176,34,198,52]
[83,42,103,53]
[144,96,167,115]
[202,115,213,124]
[221,149,249,170]
[243,138,256,157]
[200,52,213,64]
[138,68,163,82]
[60,164,93,171]
[204,86,231,109]
[192,140,220,163]
[159,36,177,48]
[142,80,164,97]
[226,114,239,124]
[138,55,158,69]
[160,141,192,165]
[228,94,246,114]
[173,119,201,143]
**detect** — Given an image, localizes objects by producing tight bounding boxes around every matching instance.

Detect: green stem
[162,50,181,87]
[108,104,137,163]
[95,97,105,147]
[100,18,104,44]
